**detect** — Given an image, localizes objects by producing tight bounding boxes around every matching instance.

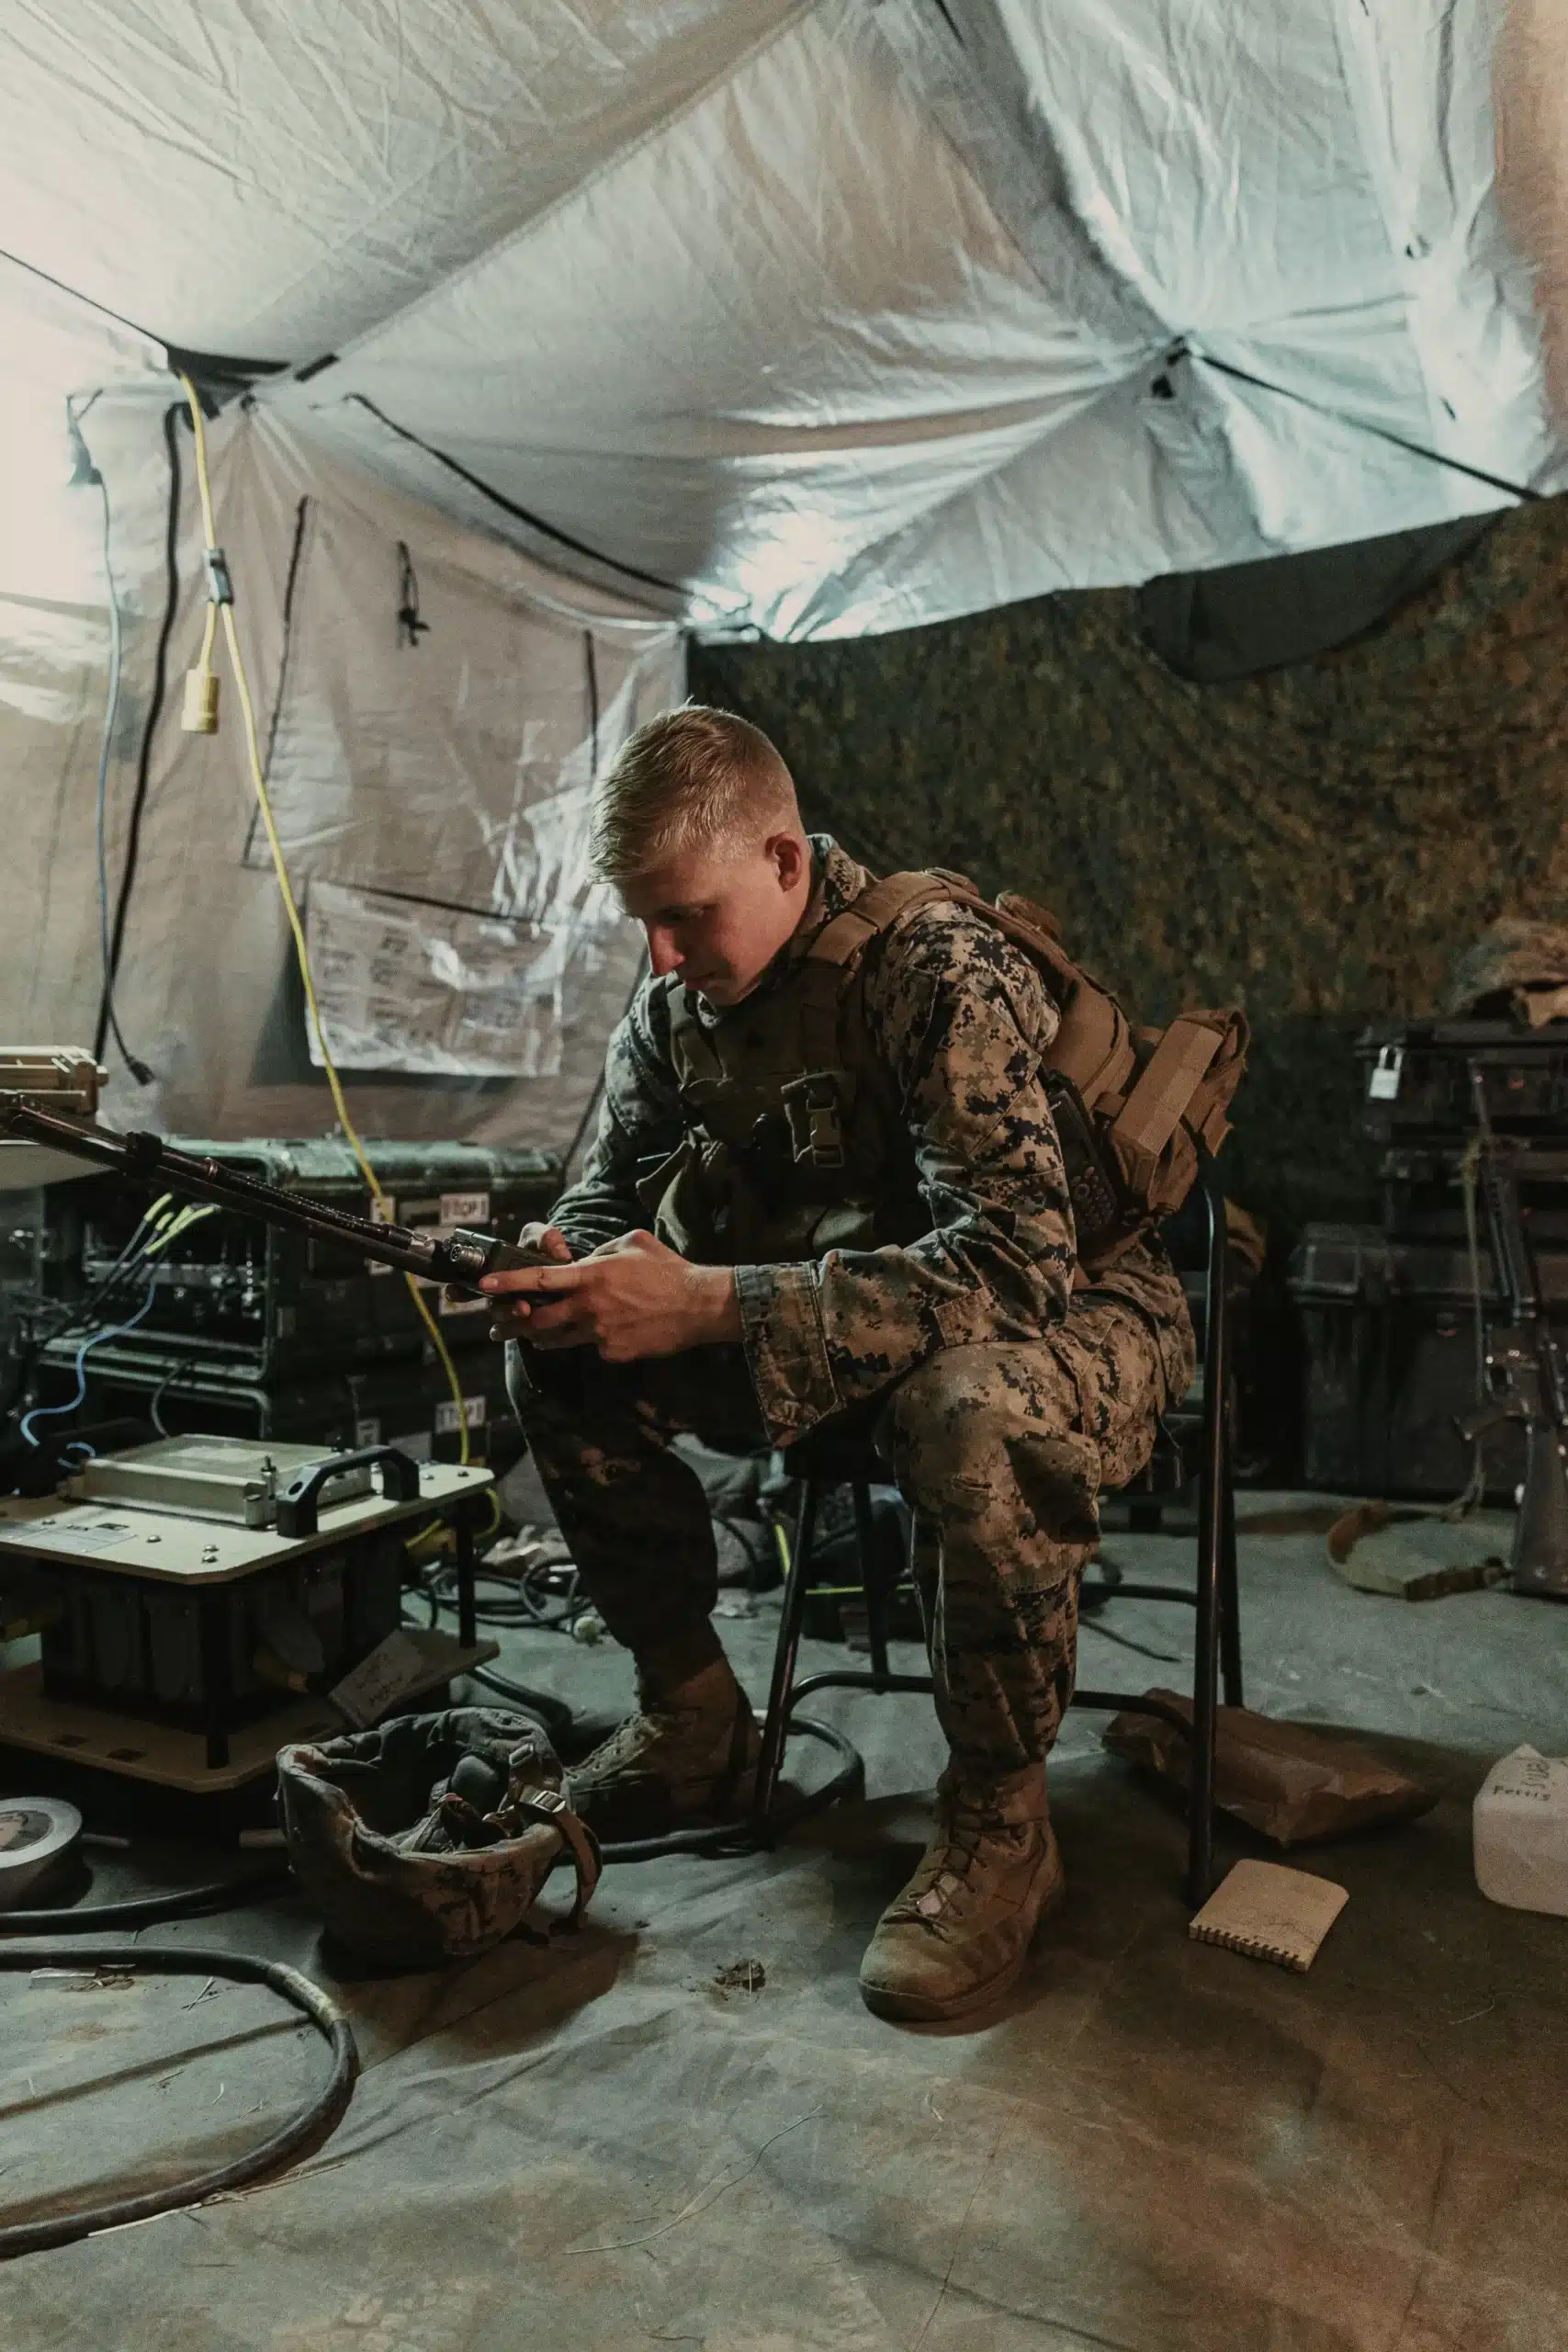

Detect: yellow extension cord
[176,374,479,1476]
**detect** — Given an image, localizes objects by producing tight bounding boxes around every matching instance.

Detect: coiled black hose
[0,1868,289,1936]
[0,1942,357,2259]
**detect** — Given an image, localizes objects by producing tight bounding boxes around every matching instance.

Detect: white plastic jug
[1473,1746,1568,1917]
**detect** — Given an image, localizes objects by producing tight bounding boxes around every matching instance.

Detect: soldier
[483,706,1193,2023]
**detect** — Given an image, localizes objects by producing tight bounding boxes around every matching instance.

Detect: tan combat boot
[858,1762,1065,2022]
[566,1656,761,1840]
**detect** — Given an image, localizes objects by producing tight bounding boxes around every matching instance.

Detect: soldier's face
[618,830,812,1006]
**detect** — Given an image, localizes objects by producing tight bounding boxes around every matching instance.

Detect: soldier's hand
[517,1221,573,1266]
[453,1222,570,1322]
[480,1228,740,1361]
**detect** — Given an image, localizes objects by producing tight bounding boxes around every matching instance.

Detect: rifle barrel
[1,1102,446,1282]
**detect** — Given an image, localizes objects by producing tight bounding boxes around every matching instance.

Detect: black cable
[396,539,429,647]
[150,1353,200,1437]
[0,1866,289,1935]
[0,1941,356,2260]
[1188,348,1547,505]
[462,1662,575,1741]
[584,630,600,779]
[262,495,310,773]
[344,394,711,609]
[72,402,152,1084]
[593,1717,863,1864]
[96,401,184,1067]
[0,243,163,349]
[2,1227,166,1435]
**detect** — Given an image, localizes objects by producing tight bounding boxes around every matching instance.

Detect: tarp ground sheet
[694,492,1568,1245]
[6,1505,1568,2350]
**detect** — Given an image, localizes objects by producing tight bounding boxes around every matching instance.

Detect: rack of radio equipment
[0,1104,580,1786]
[16,1134,561,1383]
[1291,1014,1568,1510]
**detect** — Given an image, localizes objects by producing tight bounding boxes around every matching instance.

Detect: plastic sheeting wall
[1,383,682,1154]
[2,0,1564,644]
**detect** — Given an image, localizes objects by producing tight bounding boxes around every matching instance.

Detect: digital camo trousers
[507,1288,1186,1781]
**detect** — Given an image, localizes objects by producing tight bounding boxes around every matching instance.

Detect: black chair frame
[753,1148,1242,1907]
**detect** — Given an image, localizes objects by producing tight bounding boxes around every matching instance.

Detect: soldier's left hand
[480,1229,741,1361]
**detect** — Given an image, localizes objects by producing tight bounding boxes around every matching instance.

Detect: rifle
[1461,1062,1568,1596]
[0,1102,556,1292]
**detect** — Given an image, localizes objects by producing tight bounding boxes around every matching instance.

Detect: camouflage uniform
[510,840,1193,1781]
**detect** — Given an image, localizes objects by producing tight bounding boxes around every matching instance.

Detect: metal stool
[754,1150,1242,1906]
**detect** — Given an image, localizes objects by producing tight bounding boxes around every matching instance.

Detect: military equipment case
[1378,1142,1568,1251]
[1359,1018,1568,1143]
[32,1335,518,1464]
[1289,1223,1568,1501]
[30,1137,560,1379]
[1356,1019,1568,1248]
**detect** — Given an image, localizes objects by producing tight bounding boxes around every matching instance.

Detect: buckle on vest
[781,1070,846,1170]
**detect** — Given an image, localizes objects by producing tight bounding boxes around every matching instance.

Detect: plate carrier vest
[636,868,1247,1274]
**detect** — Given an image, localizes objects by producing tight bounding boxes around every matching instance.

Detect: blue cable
[19,1271,161,1447]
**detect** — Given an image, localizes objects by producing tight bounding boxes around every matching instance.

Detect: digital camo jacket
[549,837,1192,1445]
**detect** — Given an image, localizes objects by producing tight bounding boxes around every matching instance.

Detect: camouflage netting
[693,496,1568,1245]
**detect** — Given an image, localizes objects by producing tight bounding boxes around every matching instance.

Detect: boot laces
[894,1792,1023,1924]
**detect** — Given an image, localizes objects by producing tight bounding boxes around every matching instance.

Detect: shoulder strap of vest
[803,872,956,971]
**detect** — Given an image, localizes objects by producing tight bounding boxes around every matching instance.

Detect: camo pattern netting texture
[692,499,1568,1243]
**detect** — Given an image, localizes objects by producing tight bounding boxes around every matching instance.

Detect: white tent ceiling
[4,0,1564,642]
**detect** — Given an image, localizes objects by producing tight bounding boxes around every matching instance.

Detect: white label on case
[434,1394,487,1435]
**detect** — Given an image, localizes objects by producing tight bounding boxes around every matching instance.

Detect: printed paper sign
[305,880,567,1078]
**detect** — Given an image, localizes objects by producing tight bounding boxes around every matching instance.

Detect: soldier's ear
[767,831,808,892]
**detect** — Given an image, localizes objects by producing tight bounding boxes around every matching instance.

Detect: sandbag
[1104,1690,1436,1846]
[277,1706,600,1969]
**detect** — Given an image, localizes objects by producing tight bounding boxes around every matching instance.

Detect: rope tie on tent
[396,540,429,647]
[174,373,479,1473]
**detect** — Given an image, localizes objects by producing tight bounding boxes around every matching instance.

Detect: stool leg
[1187,1152,1228,1908]
[854,1480,892,1683]
[753,1478,819,1822]
[1218,1429,1244,1711]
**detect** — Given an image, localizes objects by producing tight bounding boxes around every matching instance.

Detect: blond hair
[590,704,798,878]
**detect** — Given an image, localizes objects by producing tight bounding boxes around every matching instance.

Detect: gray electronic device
[62,1435,377,1530]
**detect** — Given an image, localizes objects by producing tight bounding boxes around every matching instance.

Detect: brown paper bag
[1103,1690,1436,1845]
